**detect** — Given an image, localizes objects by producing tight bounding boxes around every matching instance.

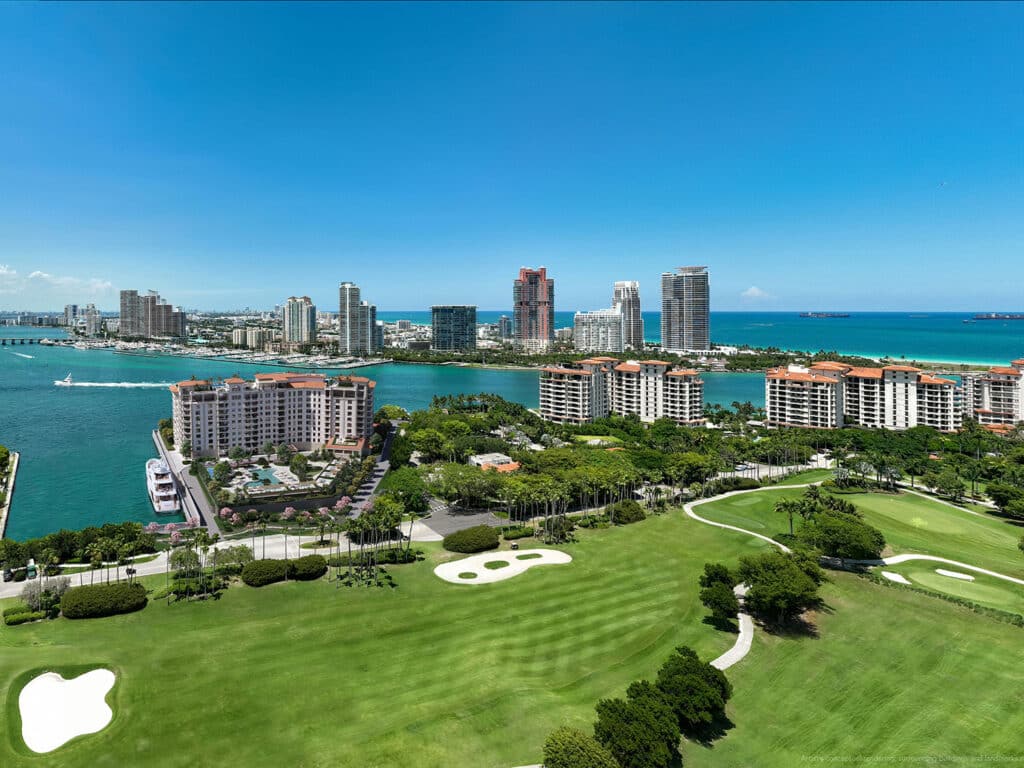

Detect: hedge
[609,499,646,525]
[501,526,535,540]
[3,603,31,618]
[443,525,500,553]
[61,582,148,619]
[241,559,289,587]
[329,549,423,567]
[4,611,46,626]
[287,555,327,581]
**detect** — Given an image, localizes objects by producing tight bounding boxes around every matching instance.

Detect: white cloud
[0,264,19,293]
[26,270,113,294]
[741,286,771,300]
[0,265,115,306]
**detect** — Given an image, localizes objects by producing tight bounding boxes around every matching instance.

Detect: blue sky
[0,2,1021,312]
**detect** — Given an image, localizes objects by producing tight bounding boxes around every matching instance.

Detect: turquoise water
[380,311,1024,365]
[246,468,281,487]
[3,308,1018,539]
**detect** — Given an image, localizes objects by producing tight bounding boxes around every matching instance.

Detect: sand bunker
[936,568,975,581]
[435,549,571,584]
[19,669,115,753]
[881,571,912,585]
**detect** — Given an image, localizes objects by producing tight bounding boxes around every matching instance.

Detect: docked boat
[146,458,181,513]
[54,373,73,386]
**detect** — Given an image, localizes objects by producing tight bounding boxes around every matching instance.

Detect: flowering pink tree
[186,516,199,529]
[145,522,160,534]
[220,507,233,520]
[230,513,242,525]
[283,506,296,519]
[170,530,182,544]
[318,507,330,518]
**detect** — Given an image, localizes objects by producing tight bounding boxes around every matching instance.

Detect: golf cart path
[683,483,1024,671]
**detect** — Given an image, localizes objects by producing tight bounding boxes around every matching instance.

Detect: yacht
[145,458,181,513]
[54,373,73,386]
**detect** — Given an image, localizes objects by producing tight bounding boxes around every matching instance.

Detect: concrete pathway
[710,584,753,671]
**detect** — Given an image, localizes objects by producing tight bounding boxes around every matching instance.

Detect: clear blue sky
[0,2,1022,312]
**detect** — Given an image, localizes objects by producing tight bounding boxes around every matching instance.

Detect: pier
[0,451,20,539]
[151,430,220,535]
[0,338,44,345]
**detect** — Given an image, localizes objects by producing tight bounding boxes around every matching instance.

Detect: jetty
[151,430,219,535]
[0,451,20,539]
[0,338,45,345]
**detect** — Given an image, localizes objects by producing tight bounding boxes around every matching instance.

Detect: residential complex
[612,280,644,349]
[282,296,317,346]
[497,314,513,340]
[170,372,375,459]
[513,267,555,352]
[119,289,187,339]
[661,266,710,352]
[338,282,381,356]
[765,362,961,432]
[539,358,704,426]
[573,307,624,353]
[962,359,1024,430]
[431,305,477,351]
[83,304,102,337]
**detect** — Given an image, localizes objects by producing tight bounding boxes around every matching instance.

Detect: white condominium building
[282,296,317,345]
[539,358,703,426]
[612,280,644,350]
[574,307,625,353]
[171,372,375,459]
[962,359,1024,430]
[765,362,961,432]
[661,266,710,353]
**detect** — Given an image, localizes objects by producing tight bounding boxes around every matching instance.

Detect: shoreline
[0,451,20,540]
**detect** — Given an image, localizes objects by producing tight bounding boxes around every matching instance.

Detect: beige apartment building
[171,372,375,458]
[540,358,703,426]
[962,359,1024,430]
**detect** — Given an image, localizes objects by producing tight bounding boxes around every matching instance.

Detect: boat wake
[10,352,34,359]
[56,381,173,389]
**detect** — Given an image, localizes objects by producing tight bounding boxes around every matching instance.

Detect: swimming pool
[245,467,282,488]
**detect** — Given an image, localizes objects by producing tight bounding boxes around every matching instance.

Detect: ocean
[380,310,1024,366]
[2,309,1020,538]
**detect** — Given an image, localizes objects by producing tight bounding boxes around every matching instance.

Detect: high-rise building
[119,288,186,338]
[246,327,270,350]
[573,307,624,353]
[171,372,375,459]
[231,328,247,346]
[497,315,513,340]
[765,362,962,432]
[63,304,79,327]
[432,305,477,351]
[338,282,380,356]
[961,359,1024,430]
[83,304,102,337]
[513,267,555,352]
[282,296,317,345]
[661,267,710,352]
[612,281,644,349]
[539,358,704,426]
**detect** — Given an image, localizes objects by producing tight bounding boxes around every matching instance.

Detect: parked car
[2,568,13,583]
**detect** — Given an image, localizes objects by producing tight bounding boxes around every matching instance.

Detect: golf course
[3,487,1024,766]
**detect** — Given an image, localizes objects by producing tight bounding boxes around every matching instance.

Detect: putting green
[884,563,1024,616]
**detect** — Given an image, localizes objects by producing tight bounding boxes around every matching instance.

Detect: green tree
[213,461,232,484]
[738,549,822,626]
[699,562,736,589]
[542,727,618,768]
[700,581,740,623]
[594,694,678,768]
[774,498,802,536]
[655,645,732,736]
[0,444,10,471]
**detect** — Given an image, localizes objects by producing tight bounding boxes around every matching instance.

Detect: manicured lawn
[770,468,834,484]
[572,434,622,444]
[883,563,1024,616]
[0,514,754,768]
[689,571,1024,766]
[698,487,1024,579]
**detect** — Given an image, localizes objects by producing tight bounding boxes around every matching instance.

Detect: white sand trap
[936,568,975,581]
[881,571,912,585]
[19,669,116,753]
[435,549,571,584]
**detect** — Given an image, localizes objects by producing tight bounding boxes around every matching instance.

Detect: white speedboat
[54,373,73,386]
[146,458,181,513]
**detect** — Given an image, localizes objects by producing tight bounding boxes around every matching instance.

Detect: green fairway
[688,571,1024,766]
[698,487,1024,580]
[572,434,623,444]
[0,515,758,768]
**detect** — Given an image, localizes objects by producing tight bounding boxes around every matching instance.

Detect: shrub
[501,525,535,540]
[543,726,618,768]
[329,549,423,567]
[241,559,289,587]
[609,499,646,525]
[442,525,500,553]
[3,603,31,618]
[798,513,885,560]
[288,554,328,581]
[61,582,148,619]
[4,611,46,626]
[711,477,761,494]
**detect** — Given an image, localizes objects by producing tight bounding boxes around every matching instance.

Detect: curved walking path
[683,482,1024,671]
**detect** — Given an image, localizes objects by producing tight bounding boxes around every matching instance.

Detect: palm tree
[775,498,801,536]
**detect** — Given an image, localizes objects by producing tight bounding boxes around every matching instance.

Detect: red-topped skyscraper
[513,267,555,353]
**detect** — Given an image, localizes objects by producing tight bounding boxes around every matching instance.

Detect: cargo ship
[799,312,850,318]
[974,313,1024,320]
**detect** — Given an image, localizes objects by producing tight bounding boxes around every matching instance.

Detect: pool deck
[0,451,20,539]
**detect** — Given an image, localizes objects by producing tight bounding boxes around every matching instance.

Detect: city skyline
[1,3,1023,312]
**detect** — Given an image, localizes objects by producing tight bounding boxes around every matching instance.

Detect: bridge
[0,338,45,345]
